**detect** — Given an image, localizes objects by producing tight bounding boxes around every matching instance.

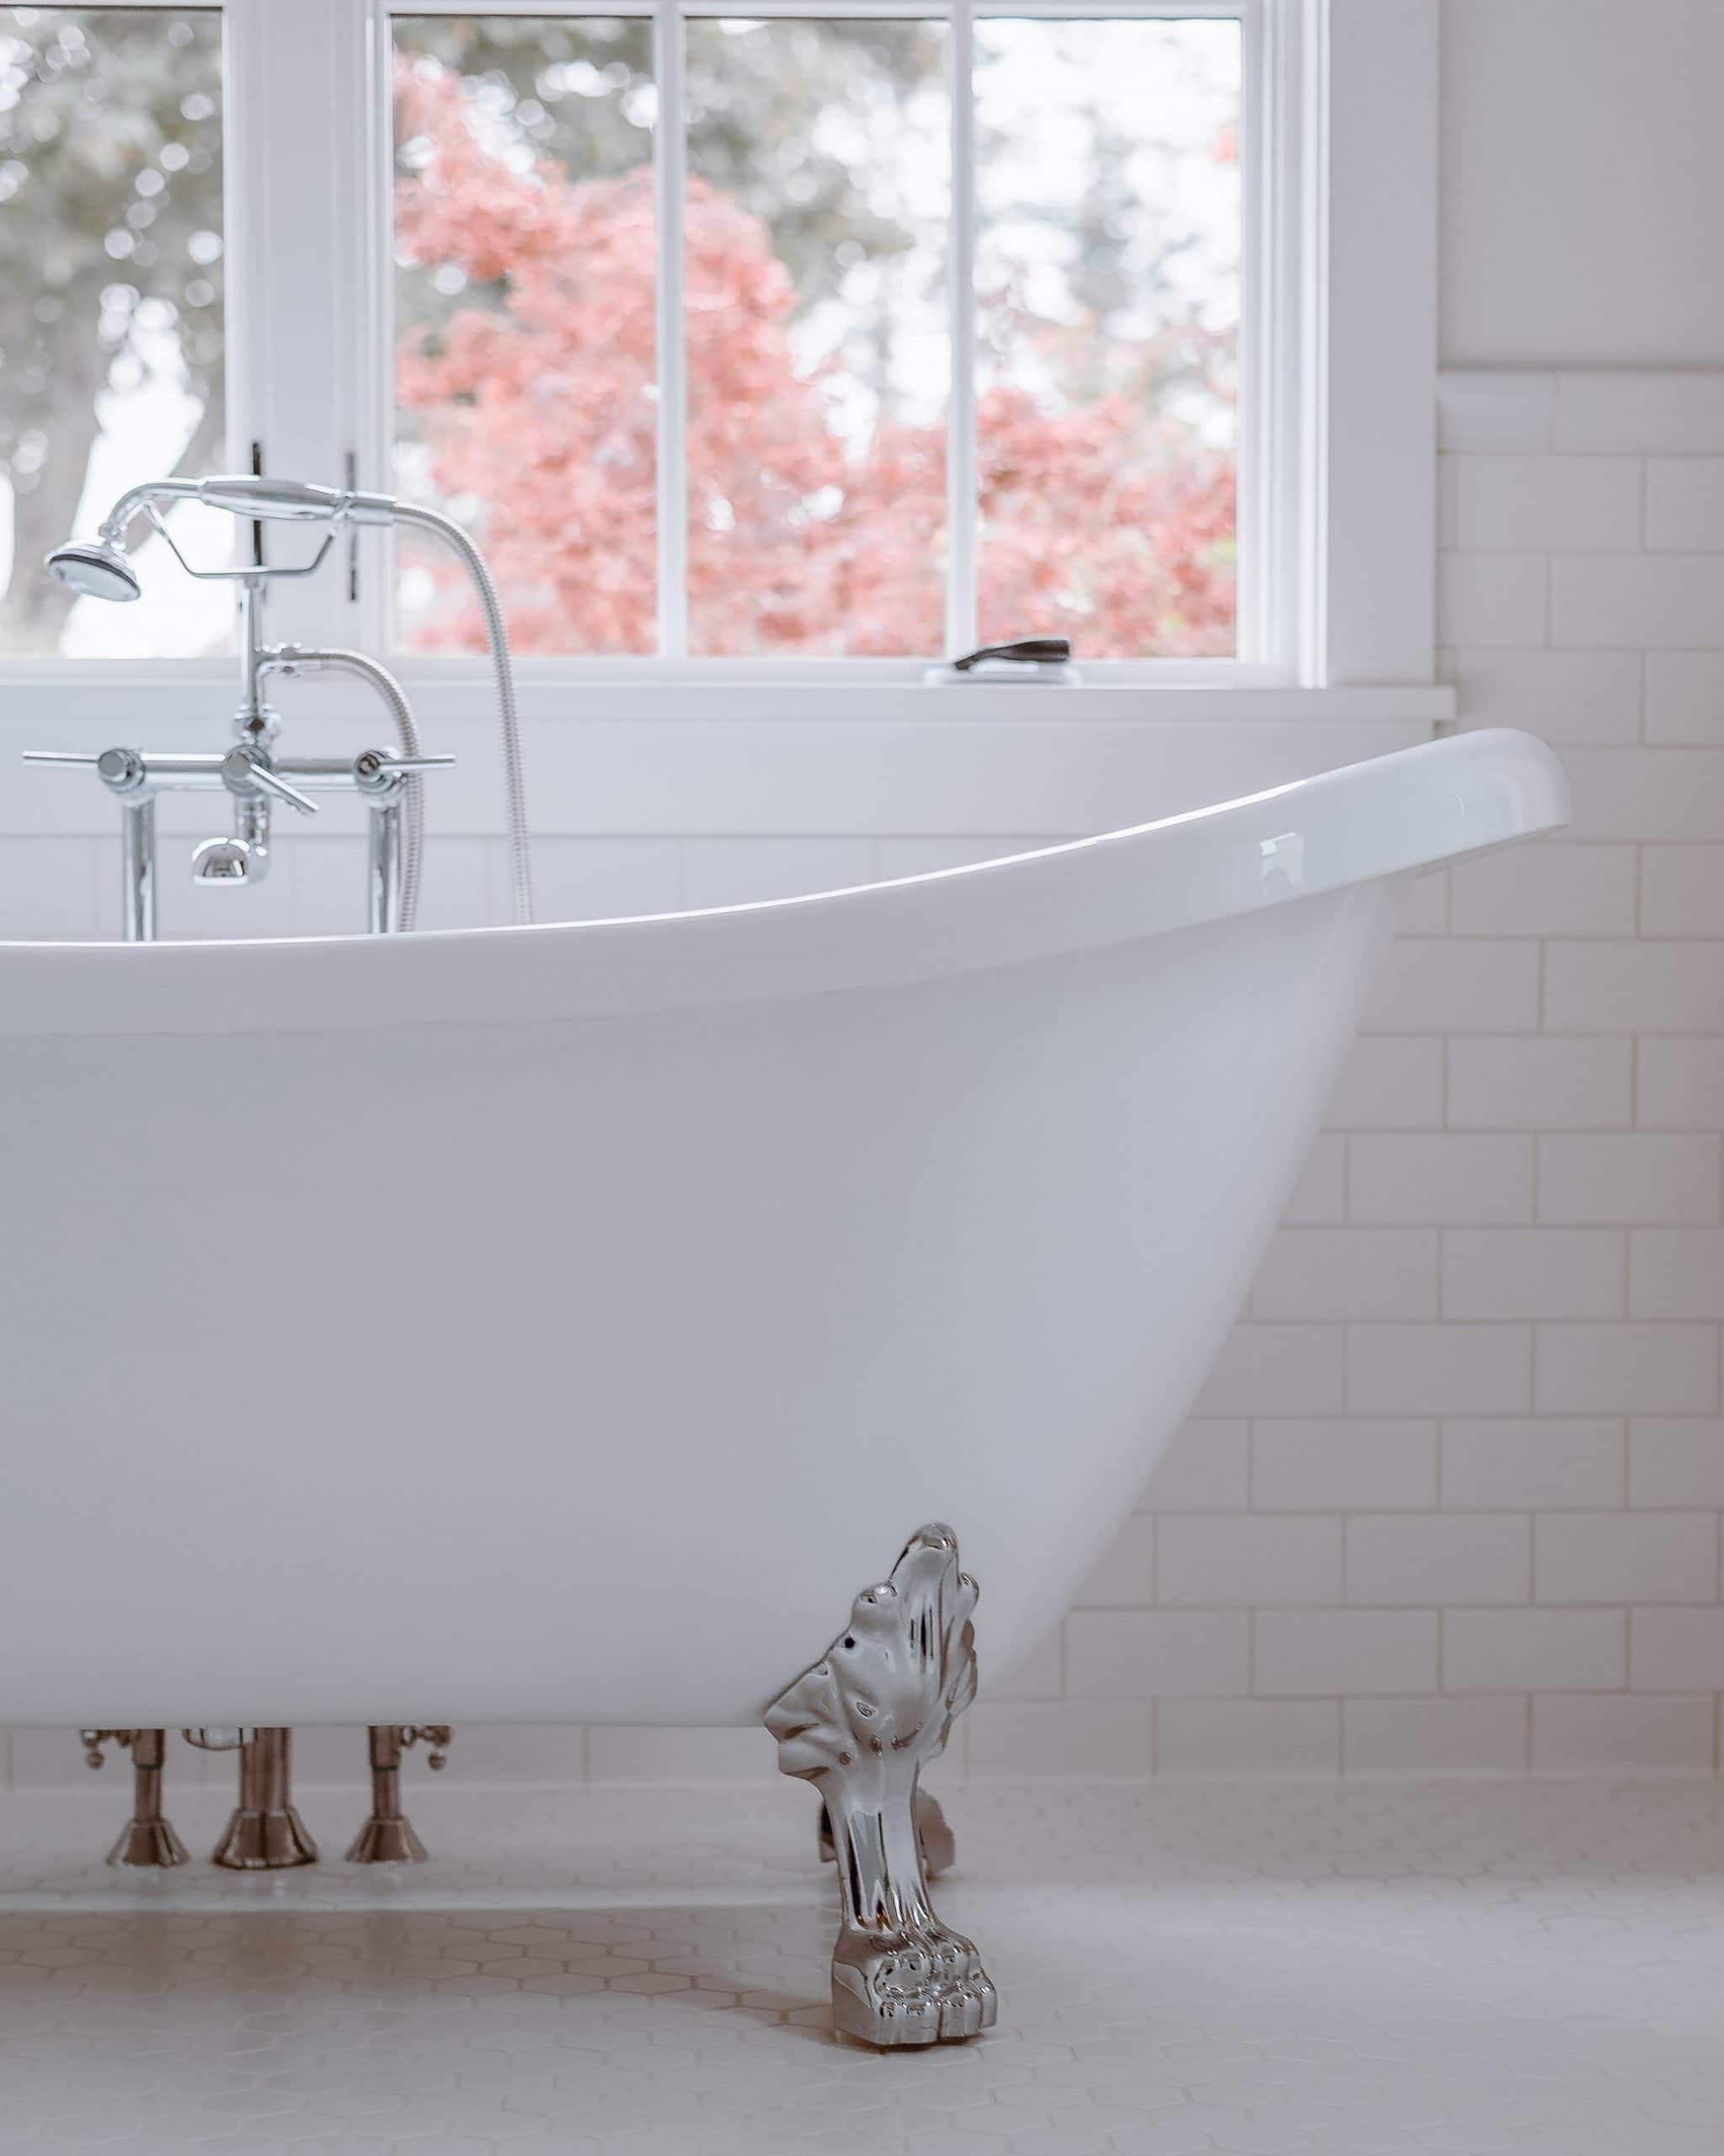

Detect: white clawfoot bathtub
[0,726,1564,2039]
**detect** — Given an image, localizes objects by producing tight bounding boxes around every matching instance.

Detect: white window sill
[0,658,1453,723]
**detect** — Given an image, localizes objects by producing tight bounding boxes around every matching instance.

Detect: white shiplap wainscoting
[3,365,1722,1788]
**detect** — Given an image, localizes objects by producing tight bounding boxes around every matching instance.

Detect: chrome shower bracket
[140,499,335,585]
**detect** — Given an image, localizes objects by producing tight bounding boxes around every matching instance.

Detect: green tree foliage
[395,13,942,318]
[0,6,223,648]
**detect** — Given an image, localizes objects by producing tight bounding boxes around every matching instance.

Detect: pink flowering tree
[394,59,1235,659]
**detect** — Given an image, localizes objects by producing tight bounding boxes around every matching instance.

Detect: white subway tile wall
[3,367,1722,1789]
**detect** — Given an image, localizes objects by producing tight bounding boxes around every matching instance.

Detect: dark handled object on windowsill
[952,638,1072,670]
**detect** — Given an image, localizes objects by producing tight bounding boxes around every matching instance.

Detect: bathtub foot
[83,1729,189,1870]
[766,1523,995,2048]
[346,1724,450,1864]
[818,1789,955,1879]
[211,1728,318,1870]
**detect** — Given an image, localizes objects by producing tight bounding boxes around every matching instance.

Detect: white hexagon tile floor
[0,1775,1722,2155]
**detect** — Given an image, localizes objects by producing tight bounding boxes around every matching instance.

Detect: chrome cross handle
[221,747,319,816]
[351,748,456,797]
[22,746,148,795]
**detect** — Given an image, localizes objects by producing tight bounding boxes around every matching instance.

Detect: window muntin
[387,6,1244,664]
[0,4,227,658]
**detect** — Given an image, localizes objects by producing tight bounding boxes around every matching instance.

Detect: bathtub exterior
[0,729,1567,1728]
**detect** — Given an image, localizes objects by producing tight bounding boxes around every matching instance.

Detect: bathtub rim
[0,727,1566,1037]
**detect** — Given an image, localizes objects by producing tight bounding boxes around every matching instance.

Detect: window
[389,11,1239,664]
[0,0,1441,738]
[0,4,227,657]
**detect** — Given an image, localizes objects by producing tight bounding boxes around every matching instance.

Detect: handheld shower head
[45,539,141,604]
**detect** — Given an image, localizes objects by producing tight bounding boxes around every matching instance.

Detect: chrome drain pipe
[80,1724,455,1870]
[189,1726,318,1870]
[346,1724,451,1865]
[82,1728,189,1870]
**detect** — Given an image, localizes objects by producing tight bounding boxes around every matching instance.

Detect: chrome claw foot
[767,1523,996,2048]
[833,1924,997,2047]
[818,1788,956,1878]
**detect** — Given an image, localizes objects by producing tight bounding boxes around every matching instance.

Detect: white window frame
[366,0,1277,675]
[2,0,1448,841]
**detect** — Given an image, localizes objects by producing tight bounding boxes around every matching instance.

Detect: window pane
[975,18,1240,659]
[392,16,655,654]
[686,18,947,657]
[0,7,227,657]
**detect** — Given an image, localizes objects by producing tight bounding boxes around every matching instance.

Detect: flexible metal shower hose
[395,501,536,926]
[273,648,426,931]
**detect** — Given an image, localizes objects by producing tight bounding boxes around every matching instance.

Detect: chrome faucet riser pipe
[389,502,532,926]
[264,646,425,931]
[107,1727,189,1870]
[121,798,156,944]
[369,799,402,934]
[81,1729,189,1870]
[346,1725,430,1865]
[234,793,271,885]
